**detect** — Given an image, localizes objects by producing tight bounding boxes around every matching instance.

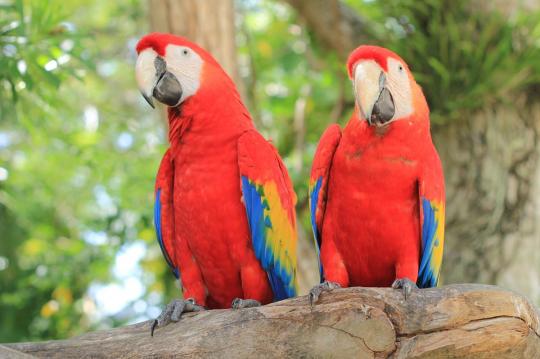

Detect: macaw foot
[391,278,418,300]
[308,281,341,307]
[150,298,205,336]
[231,298,261,309]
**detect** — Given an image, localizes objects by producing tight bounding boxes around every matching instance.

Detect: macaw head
[135,32,227,109]
[347,45,428,127]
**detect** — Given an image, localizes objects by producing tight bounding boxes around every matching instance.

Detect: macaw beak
[353,61,395,126]
[141,93,155,109]
[136,51,183,109]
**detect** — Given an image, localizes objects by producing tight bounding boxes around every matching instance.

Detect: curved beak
[354,61,395,126]
[141,91,155,109]
[136,51,183,109]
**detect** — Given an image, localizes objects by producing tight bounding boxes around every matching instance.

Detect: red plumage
[141,33,298,309]
[310,46,445,289]
[347,45,405,75]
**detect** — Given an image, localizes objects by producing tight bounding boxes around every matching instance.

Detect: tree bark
[285,0,540,306]
[0,345,34,358]
[148,0,240,84]
[4,285,540,358]
[285,0,371,58]
[434,100,540,301]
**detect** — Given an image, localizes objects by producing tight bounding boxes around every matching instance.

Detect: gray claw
[170,299,185,322]
[308,281,341,306]
[151,298,205,336]
[391,278,418,300]
[232,298,261,309]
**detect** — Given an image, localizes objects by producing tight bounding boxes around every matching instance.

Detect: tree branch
[5,284,540,358]
[284,0,373,59]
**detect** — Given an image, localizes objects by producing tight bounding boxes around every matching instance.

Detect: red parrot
[309,46,445,303]
[135,33,298,331]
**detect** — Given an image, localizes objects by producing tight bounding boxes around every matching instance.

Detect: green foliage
[0,0,92,341]
[0,0,90,120]
[376,0,540,123]
[0,0,171,341]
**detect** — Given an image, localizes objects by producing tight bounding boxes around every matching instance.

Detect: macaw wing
[309,124,342,282]
[417,153,445,288]
[238,130,298,300]
[154,149,180,279]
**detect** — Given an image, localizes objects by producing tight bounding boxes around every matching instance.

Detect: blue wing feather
[309,177,324,282]
[241,176,296,300]
[417,198,441,288]
[154,189,179,279]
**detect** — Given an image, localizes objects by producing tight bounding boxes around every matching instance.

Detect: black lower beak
[370,87,395,125]
[141,57,183,108]
[142,93,155,109]
[152,71,183,107]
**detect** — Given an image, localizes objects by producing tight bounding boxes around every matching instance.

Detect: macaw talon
[308,281,341,307]
[231,298,262,309]
[391,278,418,300]
[150,298,205,337]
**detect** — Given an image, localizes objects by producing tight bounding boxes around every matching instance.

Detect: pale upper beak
[353,60,395,126]
[135,49,183,108]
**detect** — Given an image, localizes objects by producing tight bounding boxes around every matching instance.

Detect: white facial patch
[135,48,158,98]
[385,57,413,120]
[164,44,203,103]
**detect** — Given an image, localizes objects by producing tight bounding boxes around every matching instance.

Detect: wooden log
[4,284,540,358]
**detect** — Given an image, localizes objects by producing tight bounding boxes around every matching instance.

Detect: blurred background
[1,0,540,342]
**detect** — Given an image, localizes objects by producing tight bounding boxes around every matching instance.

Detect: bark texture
[148,0,239,84]
[285,0,371,58]
[5,285,540,358]
[435,101,540,302]
[0,345,34,358]
[284,0,540,305]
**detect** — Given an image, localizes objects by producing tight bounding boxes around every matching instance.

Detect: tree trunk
[5,285,540,358]
[435,100,540,301]
[148,0,239,84]
[285,0,540,305]
[284,0,372,59]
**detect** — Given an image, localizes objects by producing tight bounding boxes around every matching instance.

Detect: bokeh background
[1,0,540,342]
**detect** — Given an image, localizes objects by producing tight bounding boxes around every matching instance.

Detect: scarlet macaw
[309,46,445,303]
[135,33,298,332]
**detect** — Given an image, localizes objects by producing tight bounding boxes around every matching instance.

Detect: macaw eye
[398,65,403,72]
[182,49,189,55]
